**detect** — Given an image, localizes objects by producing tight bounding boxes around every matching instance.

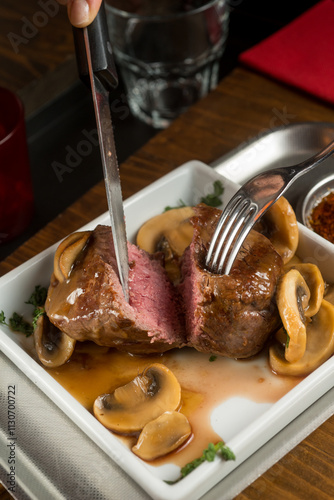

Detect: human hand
[58,0,103,27]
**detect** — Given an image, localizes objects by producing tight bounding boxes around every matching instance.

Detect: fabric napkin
[238,0,334,105]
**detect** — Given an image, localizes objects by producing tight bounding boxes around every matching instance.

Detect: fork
[205,137,334,275]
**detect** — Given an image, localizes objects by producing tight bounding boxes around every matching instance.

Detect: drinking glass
[105,0,229,128]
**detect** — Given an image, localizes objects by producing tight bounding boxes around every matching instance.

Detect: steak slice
[45,225,185,354]
[179,204,284,358]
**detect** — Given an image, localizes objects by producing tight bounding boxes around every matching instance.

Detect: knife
[72,3,129,302]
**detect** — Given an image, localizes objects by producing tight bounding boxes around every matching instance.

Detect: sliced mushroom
[34,313,76,367]
[54,231,91,283]
[276,269,310,363]
[255,196,299,264]
[136,207,194,255]
[132,411,192,461]
[269,299,334,376]
[93,363,181,434]
[283,254,302,270]
[283,263,325,317]
[137,206,194,283]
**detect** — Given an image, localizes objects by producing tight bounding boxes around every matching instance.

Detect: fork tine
[213,199,253,273]
[206,194,244,269]
[209,197,252,272]
[218,203,257,275]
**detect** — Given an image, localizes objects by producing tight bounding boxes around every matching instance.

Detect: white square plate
[0,161,333,500]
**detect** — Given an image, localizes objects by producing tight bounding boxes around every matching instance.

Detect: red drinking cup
[0,87,34,244]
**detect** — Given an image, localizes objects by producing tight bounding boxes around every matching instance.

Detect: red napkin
[239,0,334,105]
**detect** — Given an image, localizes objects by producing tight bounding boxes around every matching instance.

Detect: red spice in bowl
[309,190,334,243]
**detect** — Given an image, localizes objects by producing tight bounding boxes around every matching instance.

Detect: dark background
[0,0,321,261]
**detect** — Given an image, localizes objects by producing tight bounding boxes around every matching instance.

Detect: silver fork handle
[294,137,334,173]
[240,136,334,210]
[206,136,334,275]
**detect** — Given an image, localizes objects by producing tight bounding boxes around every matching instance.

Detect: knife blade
[73,4,129,302]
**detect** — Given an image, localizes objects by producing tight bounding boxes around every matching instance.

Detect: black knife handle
[72,1,118,90]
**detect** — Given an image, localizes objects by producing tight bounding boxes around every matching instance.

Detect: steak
[46,204,284,359]
[179,204,284,358]
[45,225,185,354]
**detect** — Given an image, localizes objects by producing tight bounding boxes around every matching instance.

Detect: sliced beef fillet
[179,204,284,358]
[45,225,185,354]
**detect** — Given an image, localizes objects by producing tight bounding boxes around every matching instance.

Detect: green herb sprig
[164,199,187,211]
[26,285,47,330]
[200,180,224,207]
[0,285,47,337]
[0,311,33,336]
[26,285,47,308]
[164,179,224,212]
[166,441,235,484]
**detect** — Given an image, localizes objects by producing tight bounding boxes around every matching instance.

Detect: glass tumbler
[105,0,229,128]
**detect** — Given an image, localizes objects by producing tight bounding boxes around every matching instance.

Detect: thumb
[66,0,103,28]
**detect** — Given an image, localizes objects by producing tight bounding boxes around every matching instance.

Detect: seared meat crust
[180,204,284,358]
[45,225,185,354]
[46,204,284,359]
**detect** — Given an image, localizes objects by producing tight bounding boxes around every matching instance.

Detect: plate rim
[0,158,333,500]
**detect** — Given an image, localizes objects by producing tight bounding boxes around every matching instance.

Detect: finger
[67,0,103,28]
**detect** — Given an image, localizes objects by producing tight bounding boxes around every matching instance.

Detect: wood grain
[0,0,73,93]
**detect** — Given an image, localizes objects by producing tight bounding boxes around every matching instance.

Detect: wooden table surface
[1,1,333,499]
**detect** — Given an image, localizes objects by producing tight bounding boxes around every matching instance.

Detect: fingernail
[69,0,90,27]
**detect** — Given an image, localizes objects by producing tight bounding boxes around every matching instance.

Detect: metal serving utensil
[72,3,129,301]
[206,137,334,276]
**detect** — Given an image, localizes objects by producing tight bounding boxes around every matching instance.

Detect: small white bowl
[302,173,334,231]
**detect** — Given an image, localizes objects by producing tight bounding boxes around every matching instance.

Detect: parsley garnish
[164,199,187,211]
[200,180,224,207]
[10,312,33,336]
[32,307,46,330]
[26,285,47,331]
[166,441,235,484]
[0,311,33,337]
[209,355,217,362]
[164,180,224,212]
[0,310,6,325]
[26,285,47,308]
[0,285,47,337]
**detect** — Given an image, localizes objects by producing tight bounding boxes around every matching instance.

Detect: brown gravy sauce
[46,343,303,468]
